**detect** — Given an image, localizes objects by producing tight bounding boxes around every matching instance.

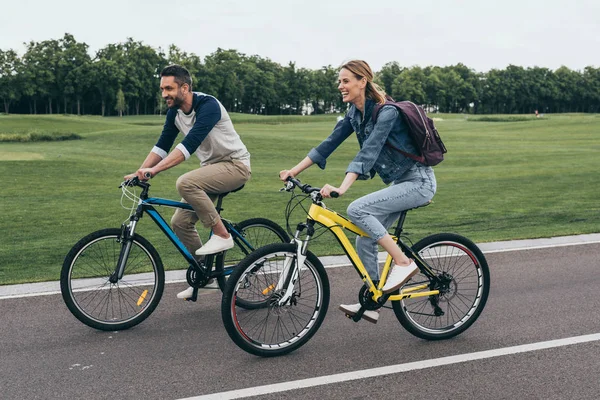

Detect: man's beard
[166,92,185,109]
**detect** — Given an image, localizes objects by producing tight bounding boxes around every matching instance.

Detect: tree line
[1,33,599,116]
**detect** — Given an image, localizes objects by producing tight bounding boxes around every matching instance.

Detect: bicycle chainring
[358,284,382,311]
[186,265,212,288]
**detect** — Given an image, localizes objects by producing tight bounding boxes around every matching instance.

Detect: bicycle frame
[303,202,440,303]
[117,186,257,280]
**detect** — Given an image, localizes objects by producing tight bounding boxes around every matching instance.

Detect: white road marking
[179,333,600,400]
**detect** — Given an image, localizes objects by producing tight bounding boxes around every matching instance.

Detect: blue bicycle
[60,177,289,331]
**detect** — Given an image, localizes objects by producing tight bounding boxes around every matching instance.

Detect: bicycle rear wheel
[215,218,290,292]
[392,233,490,340]
[60,228,164,331]
[221,243,329,357]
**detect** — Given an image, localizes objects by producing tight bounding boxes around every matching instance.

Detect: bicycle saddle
[211,184,245,198]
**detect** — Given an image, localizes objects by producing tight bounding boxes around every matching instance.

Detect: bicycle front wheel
[60,228,165,331]
[392,233,490,340]
[221,243,329,357]
[216,218,290,292]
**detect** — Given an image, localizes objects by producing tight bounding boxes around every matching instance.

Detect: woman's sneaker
[339,303,380,324]
[381,261,419,294]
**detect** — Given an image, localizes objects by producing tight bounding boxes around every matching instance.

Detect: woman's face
[337,68,366,104]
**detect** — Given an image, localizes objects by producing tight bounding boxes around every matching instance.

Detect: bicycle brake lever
[280,181,295,192]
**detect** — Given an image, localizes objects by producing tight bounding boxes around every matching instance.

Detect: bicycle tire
[60,228,165,331]
[392,233,490,340]
[221,242,330,357]
[215,218,290,293]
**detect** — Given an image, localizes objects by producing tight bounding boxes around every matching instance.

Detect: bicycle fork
[109,220,138,283]
[275,222,313,306]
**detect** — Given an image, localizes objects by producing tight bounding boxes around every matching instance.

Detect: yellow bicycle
[221,177,490,357]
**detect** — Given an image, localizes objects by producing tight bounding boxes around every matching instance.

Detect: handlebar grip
[331,192,339,198]
[143,172,152,179]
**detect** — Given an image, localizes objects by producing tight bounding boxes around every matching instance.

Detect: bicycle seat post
[215,194,225,214]
[392,211,408,238]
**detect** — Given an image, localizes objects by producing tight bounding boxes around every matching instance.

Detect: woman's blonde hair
[340,60,387,105]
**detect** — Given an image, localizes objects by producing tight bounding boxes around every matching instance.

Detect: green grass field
[1,112,599,285]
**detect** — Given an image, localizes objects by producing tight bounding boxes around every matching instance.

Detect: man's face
[160,76,187,109]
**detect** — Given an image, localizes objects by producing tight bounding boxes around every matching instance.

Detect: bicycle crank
[186,265,214,289]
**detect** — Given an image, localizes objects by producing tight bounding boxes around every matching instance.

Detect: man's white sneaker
[177,286,195,299]
[195,234,234,255]
[339,303,380,324]
[381,261,419,294]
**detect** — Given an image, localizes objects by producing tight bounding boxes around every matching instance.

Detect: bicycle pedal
[344,313,361,322]
[185,292,199,302]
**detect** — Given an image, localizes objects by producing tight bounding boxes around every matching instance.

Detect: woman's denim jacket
[308,98,419,184]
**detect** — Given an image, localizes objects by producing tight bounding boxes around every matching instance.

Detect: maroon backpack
[372,98,447,166]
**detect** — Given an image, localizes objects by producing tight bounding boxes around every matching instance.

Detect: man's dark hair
[160,64,192,90]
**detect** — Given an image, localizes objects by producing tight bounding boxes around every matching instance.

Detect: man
[124,64,251,300]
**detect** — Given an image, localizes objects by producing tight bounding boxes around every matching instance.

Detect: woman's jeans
[346,164,436,280]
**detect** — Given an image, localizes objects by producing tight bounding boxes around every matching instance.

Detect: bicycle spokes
[221,243,329,357]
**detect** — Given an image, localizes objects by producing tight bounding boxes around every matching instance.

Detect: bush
[467,116,546,122]
[0,131,82,142]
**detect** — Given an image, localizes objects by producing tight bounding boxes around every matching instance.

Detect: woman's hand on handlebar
[320,184,342,198]
[279,169,295,182]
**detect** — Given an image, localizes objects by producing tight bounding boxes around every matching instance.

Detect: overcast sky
[1,0,598,72]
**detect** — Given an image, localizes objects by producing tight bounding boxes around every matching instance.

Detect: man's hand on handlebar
[124,168,154,182]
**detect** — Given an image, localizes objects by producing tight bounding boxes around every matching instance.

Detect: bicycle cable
[284,190,344,242]
[120,182,140,219]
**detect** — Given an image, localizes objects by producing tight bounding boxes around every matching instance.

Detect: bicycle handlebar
[284,177,339,198]
[120,176,150,190]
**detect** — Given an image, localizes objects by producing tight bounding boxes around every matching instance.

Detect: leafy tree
[392,67,427,105]
[423,67,442,112]
[59,34,92,115]
[56,34,90,114]
[121,38,163,115]
[21,40,58,114]
[90,56,125,116]
[447,64,478,113]
[3,33,600,115]
[282,62,311,114]
[554,66,581,112]
[0,49,21,113]
[115,88,126,116]
[582,67,600,113]
[202,48,245,111]
[377,61,403,98]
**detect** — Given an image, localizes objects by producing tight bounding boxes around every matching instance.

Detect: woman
[279,60,436,324]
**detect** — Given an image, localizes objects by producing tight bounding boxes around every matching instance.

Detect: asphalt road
[2,243,600,399]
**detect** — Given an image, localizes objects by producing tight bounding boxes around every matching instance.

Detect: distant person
[124,64,251,300]
[279,60,436,323]
[535,109,539,118]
